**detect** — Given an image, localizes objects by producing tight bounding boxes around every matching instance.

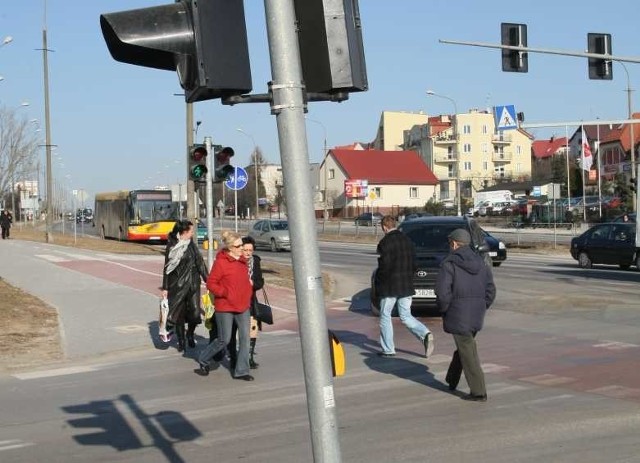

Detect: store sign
[344,179,368,198]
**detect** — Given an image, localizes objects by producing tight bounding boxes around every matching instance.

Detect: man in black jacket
[436,228,496,402]
[375,215,434,358]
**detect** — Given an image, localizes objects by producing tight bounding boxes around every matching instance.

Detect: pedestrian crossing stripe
[494,104,518,130]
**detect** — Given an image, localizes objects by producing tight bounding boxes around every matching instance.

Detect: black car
[570,222,638,270]
[370,216,506,316]
[354,212,383,226]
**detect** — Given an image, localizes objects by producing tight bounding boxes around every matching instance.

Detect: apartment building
[372,111,430,151]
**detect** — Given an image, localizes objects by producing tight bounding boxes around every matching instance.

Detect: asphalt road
[0,240,639,462]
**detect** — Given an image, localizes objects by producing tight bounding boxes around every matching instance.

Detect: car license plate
[415,289,435,298]
[489,252,497,257]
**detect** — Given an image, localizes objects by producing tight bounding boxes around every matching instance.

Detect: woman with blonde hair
[196,230,255,381]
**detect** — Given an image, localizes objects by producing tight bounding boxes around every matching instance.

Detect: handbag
[158,298,172,342]
[202,292,215,330]
[254,288,274,325]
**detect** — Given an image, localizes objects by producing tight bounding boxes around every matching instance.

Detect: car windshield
[400,222,464,252]
[271,221,288,231]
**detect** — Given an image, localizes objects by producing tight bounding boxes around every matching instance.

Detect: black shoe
[233,374,255,381]
[177,342,185,353]
[194,364,210,377]
[461,393,487,402]
[447,382,457,391]
[376,352,396,358]
[187,334,196,349]
[249,358,259,369]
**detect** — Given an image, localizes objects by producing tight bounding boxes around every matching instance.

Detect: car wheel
[578,252,592,269]
[619,264,630,270]
[492,262,501,267]
[270,238,278,252]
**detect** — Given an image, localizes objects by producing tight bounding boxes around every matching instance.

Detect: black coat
[248,254,265,316]
[162,235,208,325]
[0,212,11,228]
[435,245,496,335]
[375,229,415,298]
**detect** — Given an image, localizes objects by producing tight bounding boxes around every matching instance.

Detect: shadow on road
[62,393,201,462]
[544,267,640,283]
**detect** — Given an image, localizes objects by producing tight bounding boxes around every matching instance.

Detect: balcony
[492,151,513,162]
[492,133,512,144]
[433,134,458,144]
[492,172,512,180]
[434,153,459,163]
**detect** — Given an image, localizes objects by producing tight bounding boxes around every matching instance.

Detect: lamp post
[1,36,13,47]
[306,117,329,218]
[9,102,31,222]
[427,90,461,216]
[236,128,260,219]
[619,62,636,212]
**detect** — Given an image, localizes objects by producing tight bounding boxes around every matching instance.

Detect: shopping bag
[202,292,215,331]
[254,288,274,325]
[158,298,172,342]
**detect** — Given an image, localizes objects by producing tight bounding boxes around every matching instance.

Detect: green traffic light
[191,165,207,179]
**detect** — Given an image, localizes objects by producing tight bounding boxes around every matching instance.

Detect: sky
[1,0,639,202]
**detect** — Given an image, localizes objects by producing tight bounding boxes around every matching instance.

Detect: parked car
[248,219,291,252]
[370,216,506,316]
[570,222,638,270]
[354,212,383,226]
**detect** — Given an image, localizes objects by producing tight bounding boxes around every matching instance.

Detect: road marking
[481,363,511,373]
[587,385,640,399]
[593,341,640,351]
[262,329,296,336]
[13,365,99,380]
[109,325,149,334]
[518,373,575,386]
[0,440,35,452]
[35,254,69,263]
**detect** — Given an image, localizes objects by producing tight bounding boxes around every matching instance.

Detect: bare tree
[0,107,40,202]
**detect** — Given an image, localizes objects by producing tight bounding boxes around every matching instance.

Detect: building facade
[372,111,430,151]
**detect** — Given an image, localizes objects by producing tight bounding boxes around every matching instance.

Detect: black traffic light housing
[293,0,368,95]
[214,146,235,183]
[100,0,252,102]
[189,144,208,183]
[587,33,613,80]
[501,23,528,73]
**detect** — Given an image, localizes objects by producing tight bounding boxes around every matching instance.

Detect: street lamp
[306,117,329,218]
[426,90,461,216]
[619,62,636,212]
[236,128,260,219]
[1,36,13,47]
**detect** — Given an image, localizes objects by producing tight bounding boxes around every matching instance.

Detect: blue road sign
[225,166,248,191]
[494,105,518,131]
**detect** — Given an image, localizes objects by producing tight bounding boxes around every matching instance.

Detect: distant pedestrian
[0,210,12,239]
[375,215,434,358]
[197,230,255,381]
[161,220,209,353]
[435,228,496,402]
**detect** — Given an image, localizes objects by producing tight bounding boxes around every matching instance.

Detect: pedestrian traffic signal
[100,0,252,103]
[214,146,235,183]
[189,144,208,183]
[293,0,368,95]
[587,33,613,80]
[501,23,528,73]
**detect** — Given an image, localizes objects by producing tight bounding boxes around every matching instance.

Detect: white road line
[35,254,69,263]
[13,365,99,380]
[593,341,640,351]
[0,440,35,452]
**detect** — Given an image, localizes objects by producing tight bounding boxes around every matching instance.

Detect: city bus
[94,189,178,242]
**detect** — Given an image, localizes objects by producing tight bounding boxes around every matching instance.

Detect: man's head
[380,215,396,233]
[448,228,471,250]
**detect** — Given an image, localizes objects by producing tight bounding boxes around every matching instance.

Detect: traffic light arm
[439,38,640,64]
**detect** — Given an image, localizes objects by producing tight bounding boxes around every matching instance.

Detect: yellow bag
[328,330,345,377]
[202,292,215,330]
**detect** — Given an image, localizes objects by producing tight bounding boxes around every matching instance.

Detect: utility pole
[42,25,54,243]
[185,102,197,221]
[264,0,342,460]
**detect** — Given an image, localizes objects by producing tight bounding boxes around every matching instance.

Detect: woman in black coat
[161,220,208,352]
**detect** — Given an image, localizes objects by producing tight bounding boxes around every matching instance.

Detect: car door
[608,224,636,265]
[587,224,611,264]
[251,221,263,246]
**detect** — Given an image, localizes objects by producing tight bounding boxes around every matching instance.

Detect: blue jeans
[379,296,429,354]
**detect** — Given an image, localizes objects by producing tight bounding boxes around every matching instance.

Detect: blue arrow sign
[225,166,248,191]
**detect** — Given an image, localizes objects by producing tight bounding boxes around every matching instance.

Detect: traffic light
[100,0,252,103]
[188,144,208,183]
[501,23,528,73]
[214,146,235,183]
[293,0,368,95]
[587,33,612,80]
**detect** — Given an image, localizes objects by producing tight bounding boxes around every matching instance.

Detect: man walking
[375,215,433,358]
[436,228,496,402]
[0,210,12,240]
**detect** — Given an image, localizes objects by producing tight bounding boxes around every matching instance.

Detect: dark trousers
[447,332,486,396]
[1,226,8,239]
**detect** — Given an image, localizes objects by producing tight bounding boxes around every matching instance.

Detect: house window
[409,187,418,198]
[515,163,521,172]
[448,164,455,178]
[483,161,488,171]
[328,169,335,179]
[481,143,488,153]
[373,187,382,198]
[463,124,471,134]
[482,124,488,134]
[464,161,472,171]
[516,145,522,155]
[463,143,472,153]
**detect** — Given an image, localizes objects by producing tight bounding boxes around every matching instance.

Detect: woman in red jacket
[197,230,254,381]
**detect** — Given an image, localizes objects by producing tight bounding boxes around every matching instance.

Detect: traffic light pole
[186,102,197,221]
[264,0,342,461]
[204,136,215,269]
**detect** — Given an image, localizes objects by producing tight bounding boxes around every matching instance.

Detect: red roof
[532,137,568,159]
[599,113,640,152]
[329,149,438,185]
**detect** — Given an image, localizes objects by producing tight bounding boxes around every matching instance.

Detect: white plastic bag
[158,298,171,342]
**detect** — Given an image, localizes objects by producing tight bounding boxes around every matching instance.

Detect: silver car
[249,219,291,252]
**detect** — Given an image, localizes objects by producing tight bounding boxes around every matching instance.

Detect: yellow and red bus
[94,190,177,242]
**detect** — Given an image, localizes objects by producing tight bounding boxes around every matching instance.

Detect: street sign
[225,166,248,191]
[494,104,518,131]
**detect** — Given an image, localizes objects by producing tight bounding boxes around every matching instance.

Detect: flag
[580,126,593,171]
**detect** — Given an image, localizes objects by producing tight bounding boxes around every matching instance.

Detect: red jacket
[206,249,253,313]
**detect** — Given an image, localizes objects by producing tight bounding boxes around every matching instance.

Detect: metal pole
[204,136,215,269]
[233,167,238,233]
[42,27,54,243]
[565,126,571,222]
[237,129,260,219]
[620,62,636,212]
[597,124,602,218]
[264,0,341,461]
[186,102,197,220]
